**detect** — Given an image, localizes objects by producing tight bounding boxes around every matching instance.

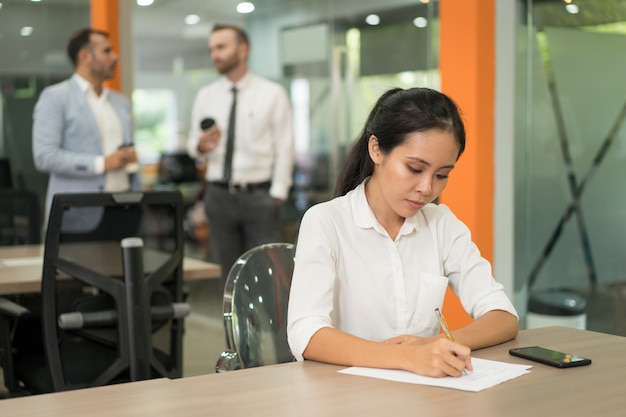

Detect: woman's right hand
[399,337,472,377]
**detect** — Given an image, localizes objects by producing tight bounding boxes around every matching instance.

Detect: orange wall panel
[439,0,495,329]
[90,0,121,92]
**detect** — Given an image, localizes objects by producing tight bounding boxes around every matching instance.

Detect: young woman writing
[287,87,518,377]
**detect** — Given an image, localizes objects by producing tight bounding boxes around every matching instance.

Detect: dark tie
[223,86,237,182]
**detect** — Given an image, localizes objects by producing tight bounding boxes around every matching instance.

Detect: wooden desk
[0,244,220,295]
[0,327,623,416]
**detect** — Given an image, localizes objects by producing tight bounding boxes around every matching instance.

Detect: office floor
[182,279,228,377]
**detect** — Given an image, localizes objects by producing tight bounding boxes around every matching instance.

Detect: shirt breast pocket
[408,272,449,336]
[241,106,271,149]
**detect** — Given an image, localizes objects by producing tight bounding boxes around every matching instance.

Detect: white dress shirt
[186,72,294,200]
[287,180,518,361]
[73,74,129,192]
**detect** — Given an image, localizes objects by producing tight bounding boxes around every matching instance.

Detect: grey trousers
[203,183,282,288]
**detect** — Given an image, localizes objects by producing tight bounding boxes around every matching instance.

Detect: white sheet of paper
[338,358,532,392]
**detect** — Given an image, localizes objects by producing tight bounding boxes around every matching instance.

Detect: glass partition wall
[254,1,440,238]
[131,0,440,243]
[0,0,438,248]
[515,0,626,335]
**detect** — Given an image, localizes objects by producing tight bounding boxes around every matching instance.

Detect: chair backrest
[38,191,186,392]
[0,188,41,245]
[221,242,295,369]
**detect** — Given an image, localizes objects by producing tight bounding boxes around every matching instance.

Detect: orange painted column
[90,0,121,92]
[439,0,496,328]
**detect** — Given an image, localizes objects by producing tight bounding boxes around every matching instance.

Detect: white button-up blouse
[287,180,518,361]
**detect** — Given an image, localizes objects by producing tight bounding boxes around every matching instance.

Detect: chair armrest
[0,297,30,318]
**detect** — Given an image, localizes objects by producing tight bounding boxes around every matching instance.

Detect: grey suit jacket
[32,77,142,227]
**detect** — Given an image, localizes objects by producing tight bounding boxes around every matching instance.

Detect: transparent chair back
[216,243,295,372]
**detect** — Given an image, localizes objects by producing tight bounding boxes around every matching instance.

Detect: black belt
[209,181,271,193]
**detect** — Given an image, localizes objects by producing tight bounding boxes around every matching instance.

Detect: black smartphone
[509,346,591,368]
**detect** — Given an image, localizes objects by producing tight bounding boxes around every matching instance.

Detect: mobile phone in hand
[509,346,591,368]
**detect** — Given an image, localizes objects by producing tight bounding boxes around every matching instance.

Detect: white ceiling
[0,0,244,75]
[0,0,427,76]
[132,0,243,39]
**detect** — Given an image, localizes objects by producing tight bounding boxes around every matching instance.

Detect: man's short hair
[211,24,249,46]
[66,28,109,68]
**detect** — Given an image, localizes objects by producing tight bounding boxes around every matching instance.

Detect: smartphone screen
[509,346,591,368]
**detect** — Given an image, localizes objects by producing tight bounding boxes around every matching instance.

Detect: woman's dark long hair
[334,87,466,197]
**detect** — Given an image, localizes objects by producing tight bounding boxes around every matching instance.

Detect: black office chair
[0,189,41,246]
[0,191,189,395]
[215,242,295,372]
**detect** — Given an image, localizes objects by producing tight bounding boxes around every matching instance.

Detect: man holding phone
[187,24,294,289]
[33,28,141,225]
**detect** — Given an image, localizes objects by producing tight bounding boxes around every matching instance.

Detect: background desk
[0,244,220,295]
[0,326,623,416]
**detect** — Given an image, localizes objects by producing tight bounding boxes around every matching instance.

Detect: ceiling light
[184,14,200,25]
[237,2,255,14]
[413,17,428,28]
[21,26,33,36]
[365,14,380,26]
[137,0,154,6]
[565,4,579,14]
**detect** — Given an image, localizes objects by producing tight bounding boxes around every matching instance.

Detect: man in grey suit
[32,28,141,228]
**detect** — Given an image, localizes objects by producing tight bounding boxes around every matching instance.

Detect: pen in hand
[435,308,470,375]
